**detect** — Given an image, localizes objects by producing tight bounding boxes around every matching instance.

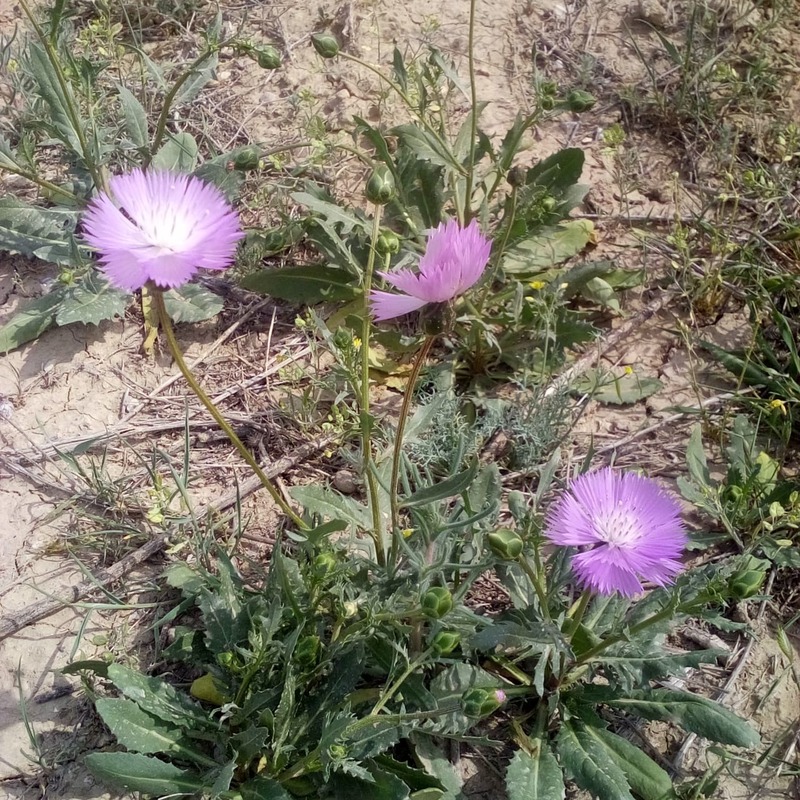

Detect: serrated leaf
[241,263,359,303]
[211,759,236,797]
[401,460,478,508]
[583,687,761,748]
[526,148,585,193]
[574,368,663,405]
[152,132,199,172]
[239,776,293,799]
[106,663,210,730]
[557,720,635,800]
[199,588,248,654]
[584,727,673,800]
[581,276,620,311]
[469,619,558,655]
[429,663,498,734]
[291,191,367,233]
[502,221,593,275]
[117,84,148,148]
[410,735,462,799]
[596,648,721,689]
[84,752,205,795]
[0,132,19,170]
[174,51,219,106]
[507,744,565,800]
[163,283,223,322]
[231,726,271,763]
[94,698,211,765]
[56,272,129,325]
[0,289,65,353]
[0,197,77,264]
[290,484,372,531]
[390,124,460,170]
[331,765,411,800]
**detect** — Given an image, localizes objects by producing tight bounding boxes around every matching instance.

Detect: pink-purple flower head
[370,219,491,322]
[544,468,687,598]
[82,168,244,292]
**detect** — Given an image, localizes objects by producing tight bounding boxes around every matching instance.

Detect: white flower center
[593,505,642,547]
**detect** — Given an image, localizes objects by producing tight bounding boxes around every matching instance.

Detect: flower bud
[311,33,340,59]
[256,45,281,69]
[295,634,320,666]
[232,146,261,171]
[539,80,558,96]
[507,166,526,187]
[462,687,507,718]
[431,630,461,655]
[190,673,228,706]
[314,551,337,576]
[487,529,524,560]
[375,229,401,255]
[730,556,769,599]
[365,164,396,205]
[540,95,555,111]
[421,587,453,619]
[565,90,596,112]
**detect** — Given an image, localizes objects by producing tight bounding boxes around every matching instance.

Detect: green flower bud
[256,45,282,70]
[540,95,555,111]
[375,229,401,255]
[487,529,524,560]
[431,630,461,655]
[730,556,769,599]
[565,89,596,112]
[295,634,320,666]
[365,164,396,205]
[421,586,453,619]
[462,687,507,718]
[328,743,348,760]
[539,80,558,96]
[314,551,337,576]
[541,195,557,212]
[311,33,340,59]
[232,146,261,171]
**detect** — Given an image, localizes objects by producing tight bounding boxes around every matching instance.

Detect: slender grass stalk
[370,647,433,716]
[152,289,307,530]
[361,206,386,565]
[462,0,479,222]
[563,588,592,639]
[388,335,436,569]
[516,552,552,624]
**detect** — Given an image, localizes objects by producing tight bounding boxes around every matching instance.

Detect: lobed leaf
[163,283,224,323]
[506,744,565,800]
[242,263,359,303]
[84,752,205,796]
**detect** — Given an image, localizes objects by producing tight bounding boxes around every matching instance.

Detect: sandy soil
[0,0,798,797]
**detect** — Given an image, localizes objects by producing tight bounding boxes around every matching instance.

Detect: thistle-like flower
[370,219,491,321]
[82,169,244,291]
[544,468,687,597]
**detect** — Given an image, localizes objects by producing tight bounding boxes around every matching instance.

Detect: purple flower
[82,169,244,292]
[544,468,687,597]
[370,219,491,321]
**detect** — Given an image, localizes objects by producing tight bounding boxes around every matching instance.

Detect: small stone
[635,0,669,28]
[333,469,358,494]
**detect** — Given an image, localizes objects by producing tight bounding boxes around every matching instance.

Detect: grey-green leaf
[391,124,460,170]
[290,484,372,531]
[507,744,565,800]
[0,197,77,264]
[84,752,205,795]
[56,272,129,326]
[239,776,294,799]
[0,290,65,353]
[502,221,593,275]
[152,132,199,172]
[117,85,149,149]
[163,283,224,323]
[242,264,359,303]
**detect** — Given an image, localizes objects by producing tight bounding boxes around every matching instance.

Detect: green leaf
[429,663,498,734]
[401,460,478,508]
[685,425,711,487]
[0,289,65,353]
[526,148,585,194]
[410,736,462,799]
[84,752,205,796]
[506,744,565,800]
[239,776,293,799]
[581,277,620,311]
[106,663,210,730]
[290,484,372,531]
[502,221,593,275]
[151,132,199,172]
[0,132,19,170]
[583,687,761,748]
[211,759,236,797]
[583,727,673,800]
[163,283,224,323]
[117,84,149,149]
[595,648,721,689]
[331,765,411,800]
[557,720,635,800]
[94,698,212,765]
[231,726,271,763]
[291,191,367,234]
[56,272,129,326]
[242,264,359,303]
[392,48,408,91]
[573,369,663,405]
[390,124,460,171]
[0,197,77,264]
[174,51,219,106]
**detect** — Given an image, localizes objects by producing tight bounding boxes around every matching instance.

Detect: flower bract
[82,169,244,292]
[370,219,491,321]
[544,468,687,597]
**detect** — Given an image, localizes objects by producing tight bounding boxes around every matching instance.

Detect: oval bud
[190,673,229,706]
[314,551,337,576]
[256,45,282,70]
[540,95,555,111]
[565,89,596,112]
[421,586,453,619]
[462,687,507,718]
[375,229,401,255]
[488,529,524,560]
[729,556,769,599]
[311,33,340,59]
[365,164,396,205]
[431,630,461,655]
[232,146,261,171]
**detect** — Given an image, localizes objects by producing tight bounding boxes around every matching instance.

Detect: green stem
[337,52,465,176]
[475,185,517,312]
[0,161,76,202]
[361,207,385,564]
[370,648,432,716]
[462,0,479,222]
[563,588,592,639]
[153,289,308,530]
[388,335,436,568]
[19,0,103,190]
[516,553,551,624]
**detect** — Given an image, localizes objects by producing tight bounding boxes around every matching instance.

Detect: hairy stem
[462,0,479,222]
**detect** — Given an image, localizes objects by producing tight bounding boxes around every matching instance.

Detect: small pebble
[333,469,358,494]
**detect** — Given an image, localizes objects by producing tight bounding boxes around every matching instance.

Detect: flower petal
[369,290,428,321]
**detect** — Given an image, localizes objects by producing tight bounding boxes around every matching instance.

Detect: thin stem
[370,648,432,716]
[153,289,307,530]
[462,0,479,222]
[361,206,386,565]
[475,185,517,311]
[19,0,103,190]
[516,553,551,624]
[389,335,436,568]
[0,161,76,202]
[563,588,592,639]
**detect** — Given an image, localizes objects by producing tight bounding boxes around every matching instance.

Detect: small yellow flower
[402,528,414,539]
[352,337,362,348]
[769,399,787,415]
[529,280,546,291]
[623,365,633,375]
